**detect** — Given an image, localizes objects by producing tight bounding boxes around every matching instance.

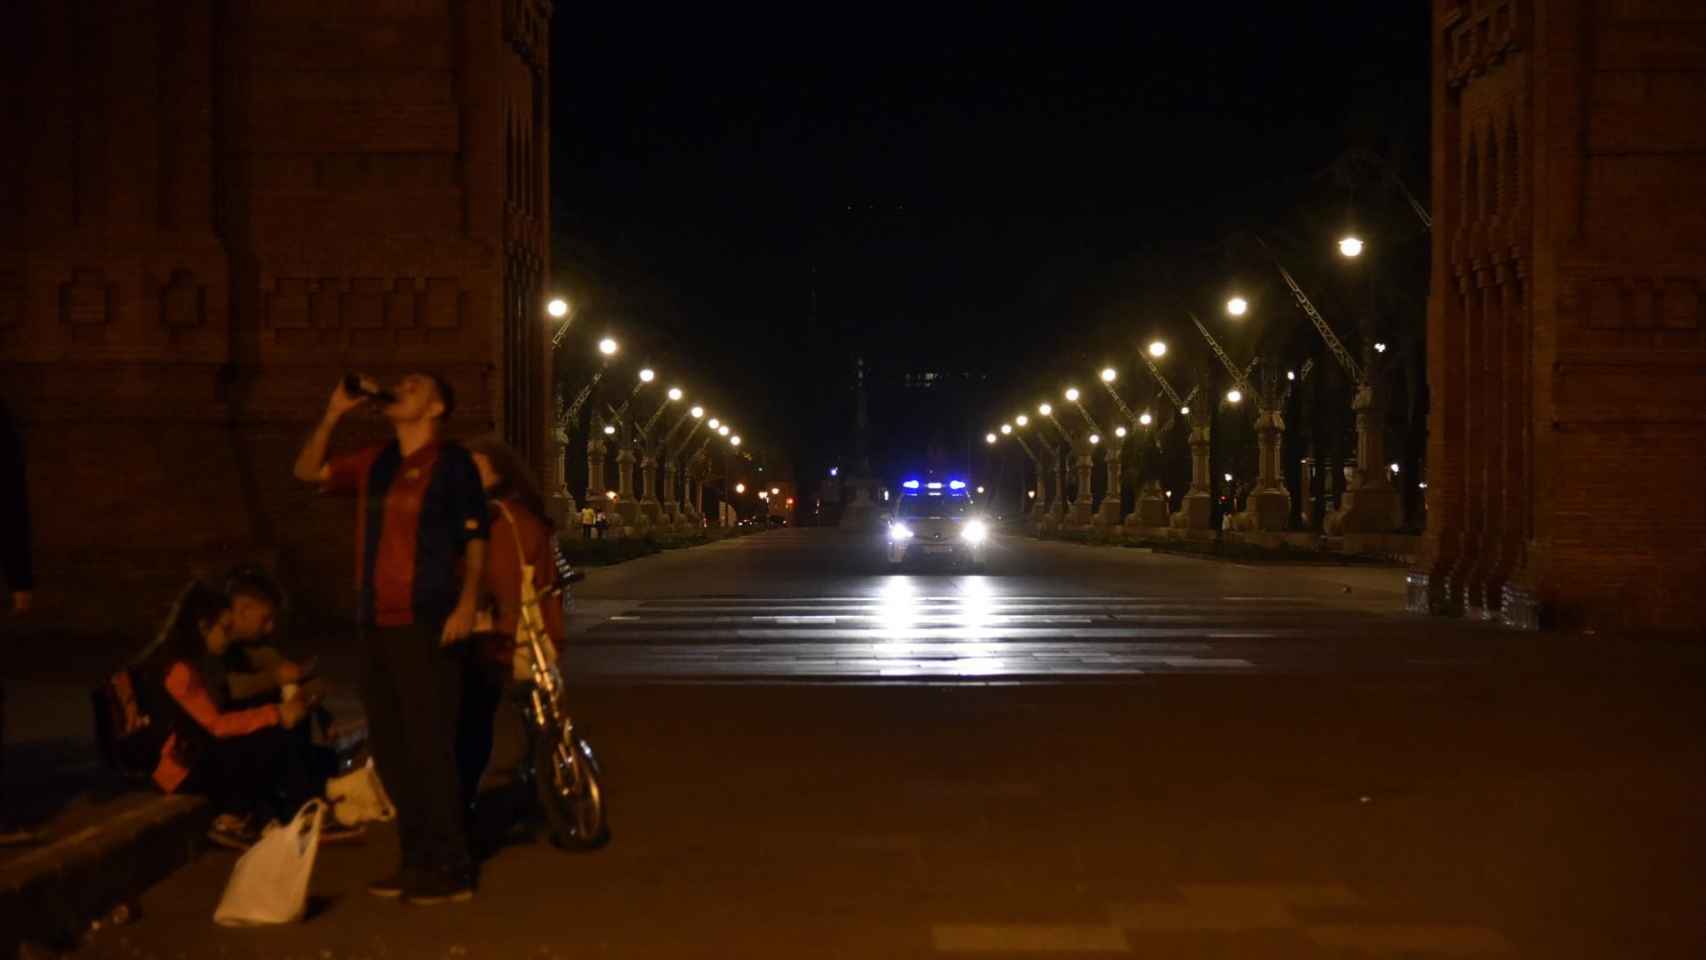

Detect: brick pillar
[662,457,680,521]
[640,451,660,522]
[1247,410,1290,531]
[1299,455,1315,529]
[1328,385,1402,535]
[1173,405,1213,530]
[614,446,638,527]
[1069,448,1096,527]
[549,427,577,534]
[585,436,607,503]
[1096,439,1124,527]
[1132,479,1170,528]
[1053,445,1069,523]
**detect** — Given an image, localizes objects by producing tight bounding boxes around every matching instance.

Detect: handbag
[213,799,325,926]
[325,759,395,825]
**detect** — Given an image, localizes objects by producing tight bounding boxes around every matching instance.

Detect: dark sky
[549,5,1431,490]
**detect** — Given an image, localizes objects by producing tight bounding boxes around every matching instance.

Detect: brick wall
[0,0,552,633]
[1416,0,1706,631]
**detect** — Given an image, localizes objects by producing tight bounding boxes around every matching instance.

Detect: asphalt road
[71,529,1706,958]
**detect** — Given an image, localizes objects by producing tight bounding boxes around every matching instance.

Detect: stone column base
[1242,488,1290,532]
[1324,484,1401,535]
[1171,493,1212,530]
[1093,499,1122,527]
[1067,502,1094,529]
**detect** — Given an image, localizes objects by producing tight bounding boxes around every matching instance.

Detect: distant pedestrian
[580,505,596,540]
[595,508,609,540]
[1,397,35,846]
[294,373,487,905]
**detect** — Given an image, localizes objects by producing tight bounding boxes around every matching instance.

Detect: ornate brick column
[1131,479,1170,529]
[639,450,661,523]
[1326,385,1402,535]
[614,445,639,528]
[585,435,608,505]
[1172,405,1213,530]
[1246,410,1291,531]
[1096,438,1125,527]
[662,457,681,522]
[549,426,577,534]
[1069,447,1096,528]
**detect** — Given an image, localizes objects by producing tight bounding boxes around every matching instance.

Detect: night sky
[549,5,1431,496]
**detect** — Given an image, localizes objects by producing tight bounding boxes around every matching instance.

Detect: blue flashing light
[948,480,967,490]
[926,482,943,490]
[902,480,921,490]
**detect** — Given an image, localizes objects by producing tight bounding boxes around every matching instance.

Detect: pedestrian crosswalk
[562,588,1413,681]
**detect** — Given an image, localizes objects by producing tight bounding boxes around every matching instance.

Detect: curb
[0,794,211,956]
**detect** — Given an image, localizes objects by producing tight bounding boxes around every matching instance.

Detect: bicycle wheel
[534,727,609,850]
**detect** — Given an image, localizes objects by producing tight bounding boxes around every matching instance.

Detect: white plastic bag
[325,760,395,825]
[213,799,325,927]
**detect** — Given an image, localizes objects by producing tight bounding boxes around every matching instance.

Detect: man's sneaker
[207,814,261,851]
[366,868,417,899]
[403,870,475,906]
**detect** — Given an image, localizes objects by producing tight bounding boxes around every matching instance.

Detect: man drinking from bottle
[293,373,487,905]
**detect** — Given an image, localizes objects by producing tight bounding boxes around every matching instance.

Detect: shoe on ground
[207,814,260,851]
[320,821,367,845]
[403,870,475,906]
[367,867,420,899]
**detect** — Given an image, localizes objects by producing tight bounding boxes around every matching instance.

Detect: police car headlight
[888,523,913,541]
[961,520,988,544]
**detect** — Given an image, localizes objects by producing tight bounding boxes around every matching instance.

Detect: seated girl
[139,580,357,849]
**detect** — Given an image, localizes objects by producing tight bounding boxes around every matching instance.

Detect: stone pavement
[28,529,1706,957]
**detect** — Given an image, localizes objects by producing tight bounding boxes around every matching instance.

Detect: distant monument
[838,356,885,532]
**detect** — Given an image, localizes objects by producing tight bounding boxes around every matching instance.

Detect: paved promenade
[26,528,1706,958]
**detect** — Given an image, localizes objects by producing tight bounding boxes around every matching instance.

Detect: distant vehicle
[768,515,788,527]
[885,479,988,571]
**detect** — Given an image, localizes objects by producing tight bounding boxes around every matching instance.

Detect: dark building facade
[0,0,552,625]
[1412,0,1706,630]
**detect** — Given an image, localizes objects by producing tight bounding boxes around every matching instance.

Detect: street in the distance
[78,529,1706,959]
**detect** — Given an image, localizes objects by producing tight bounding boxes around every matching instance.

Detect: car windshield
[898,494,970,518]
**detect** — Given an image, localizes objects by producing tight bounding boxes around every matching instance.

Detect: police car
[885,480,989,570]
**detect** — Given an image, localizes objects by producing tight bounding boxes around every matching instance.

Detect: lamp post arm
[1069,400,1104,437]
[659,408,695,449]
[1391,170,1433,231]
[1252,237,1364,384]
[559,368,607,430]
[674,418,706,458]
[1044,413,1073,445]
[550,313,574,348]
[690,433,715,462]
[1138,352,1188,409]
[608,381,647,425]
[1012,432,1041,466]
[1099,382,1141,425]
[640,397,674,437]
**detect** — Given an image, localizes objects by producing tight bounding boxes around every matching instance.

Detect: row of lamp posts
[545,297,753,539]
[984,232,1409,538]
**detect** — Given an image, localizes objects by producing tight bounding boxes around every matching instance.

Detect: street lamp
[690,406,704,419]
[1088,434,1100,445]
[1064,387,1080,402]
[598,337,619,356]
[1000,423,1012,435]
[1287,370,1296,381]
[986,432,998,444]
[1374,341,1389,353]
[1101,368,1118,382]
[1180,405,1191,415]
[735,483,746,494]
[602,424,616,436]
[1226,388,1243,404]
[1015,415,1029,427]
[1338,236,1365,258]
[718,425,730,437]
[1115,425,1127,438]
[771,487,780,495]
[668,387,684,401]
[1148,340,1168,359]
[1138,411,1153,426]
[731,435,741,446]
[1226,297,1248,317]
[546,297,569,319]
[639,368,655,383]
[1037,403,1052,416]
[708,418,720,430]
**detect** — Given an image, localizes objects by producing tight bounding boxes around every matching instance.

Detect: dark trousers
[455,654,508,812]
[184,726,333,823]
[362,620,470,876]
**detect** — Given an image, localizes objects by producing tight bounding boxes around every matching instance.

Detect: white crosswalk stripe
[562,592,1407,681]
